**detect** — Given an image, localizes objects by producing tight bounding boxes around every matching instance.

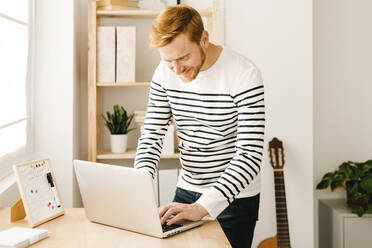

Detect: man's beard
[180,46,206,82]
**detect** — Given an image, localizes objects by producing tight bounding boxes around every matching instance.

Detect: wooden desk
[0,208,231,248]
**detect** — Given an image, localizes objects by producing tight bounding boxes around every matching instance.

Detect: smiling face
[159,33,207,82]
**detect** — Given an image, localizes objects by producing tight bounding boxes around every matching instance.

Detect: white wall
[225,1,314,247]
[33,0,78,207]
[314,0,372,247]
[73,0,83,208]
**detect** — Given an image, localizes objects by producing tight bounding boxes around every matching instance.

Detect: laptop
[73,160,203,238]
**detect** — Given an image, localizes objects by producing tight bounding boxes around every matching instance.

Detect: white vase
[110,134,128,153]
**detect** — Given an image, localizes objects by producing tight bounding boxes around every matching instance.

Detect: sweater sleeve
[196,65,265,219]
[134,64,172,178]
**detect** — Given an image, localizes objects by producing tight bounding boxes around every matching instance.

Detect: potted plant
[102,105,135,153]
[316,159,372,216]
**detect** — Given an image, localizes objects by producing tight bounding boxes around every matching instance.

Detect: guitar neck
[274,170,291,247]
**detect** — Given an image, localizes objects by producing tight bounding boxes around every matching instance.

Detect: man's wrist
[193,203,209,218]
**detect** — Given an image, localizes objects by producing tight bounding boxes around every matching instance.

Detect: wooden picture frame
[13,158,65,227]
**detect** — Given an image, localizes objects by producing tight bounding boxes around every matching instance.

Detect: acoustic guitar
[258,137,291,248]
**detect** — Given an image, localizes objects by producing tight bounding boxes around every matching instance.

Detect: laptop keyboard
[162,223,183,232]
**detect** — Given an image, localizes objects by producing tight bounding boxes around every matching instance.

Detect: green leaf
[352,206,364,217]
[362,164,372,175]
[330,175,345,191]
[330,182,340,191]
[348,191,358,201]
[339,162,353,177]
[106,112,111,123]
[106,122,114,134]
[322,172,335,180]
[365,160,372,166]
[349,165,360,180]
[316,172,335,190]
[102,114,108,124]
[360,194,369,204]
[349,182,359,195]
[118,112,122,125]
[354,192,363,201]
[316,180,330,190]
[361,177,372,193]
[127,114,134,127]
[357,163,367,177]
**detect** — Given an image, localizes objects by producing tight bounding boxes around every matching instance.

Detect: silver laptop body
[73,160,203,238]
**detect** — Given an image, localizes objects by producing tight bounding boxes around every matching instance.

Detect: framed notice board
[13,158,65,227]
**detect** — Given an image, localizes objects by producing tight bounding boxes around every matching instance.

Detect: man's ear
[200,30,210,49]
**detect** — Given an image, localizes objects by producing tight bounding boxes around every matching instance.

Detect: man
[134,4,265,247]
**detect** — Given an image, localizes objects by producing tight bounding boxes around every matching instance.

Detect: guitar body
[258,236,277,248]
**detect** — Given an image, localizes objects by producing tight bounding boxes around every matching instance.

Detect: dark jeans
[173,187,260,248]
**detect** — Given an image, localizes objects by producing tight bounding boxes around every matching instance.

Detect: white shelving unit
[319,199,372,248]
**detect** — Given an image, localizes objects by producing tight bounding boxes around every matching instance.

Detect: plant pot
[110,134,128,153]
[347,193,366,209]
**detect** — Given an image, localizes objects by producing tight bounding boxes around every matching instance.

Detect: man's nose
[170,61,182,75]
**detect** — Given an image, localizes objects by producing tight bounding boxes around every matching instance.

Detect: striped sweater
[135,47,265,219]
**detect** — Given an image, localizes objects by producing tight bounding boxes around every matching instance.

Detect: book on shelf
[134,110,146,125]
[97,0,140,10]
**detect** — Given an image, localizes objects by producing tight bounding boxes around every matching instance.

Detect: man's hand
[159,202,208,226]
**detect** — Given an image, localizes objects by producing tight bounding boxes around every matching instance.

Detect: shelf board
[97,149,180,159]
[96,8,212,18]
[97,82,150,87]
